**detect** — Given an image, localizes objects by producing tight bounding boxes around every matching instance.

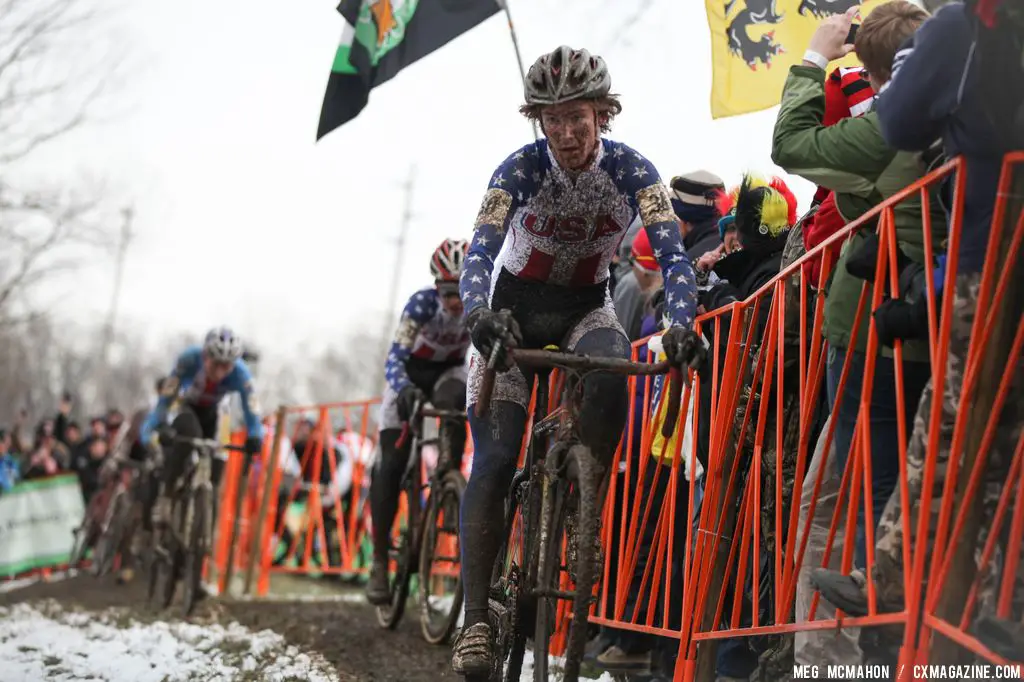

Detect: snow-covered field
[0,600,339,682]
[0,578,617,682]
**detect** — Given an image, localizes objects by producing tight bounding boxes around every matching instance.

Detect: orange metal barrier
[571,153,1023,680]
[254,401,379,596]
[209,400,477,598]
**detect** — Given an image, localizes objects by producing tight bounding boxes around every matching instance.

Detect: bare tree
[0,0,126,324]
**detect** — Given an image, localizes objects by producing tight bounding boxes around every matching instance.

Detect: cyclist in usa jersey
[452,46,707,676]
[365,239,471,605]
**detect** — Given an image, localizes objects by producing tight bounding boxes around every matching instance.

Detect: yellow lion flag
[705,0,882,118]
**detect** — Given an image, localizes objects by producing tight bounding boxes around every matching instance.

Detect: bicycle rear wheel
[376,472,422,629]
[533,444,599,682]
[182,486,210,617]
[418,469,466,645]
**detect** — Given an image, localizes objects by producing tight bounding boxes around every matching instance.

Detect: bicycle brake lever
[475,343,504,419]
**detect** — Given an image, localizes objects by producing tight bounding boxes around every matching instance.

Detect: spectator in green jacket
[770,0,946,569]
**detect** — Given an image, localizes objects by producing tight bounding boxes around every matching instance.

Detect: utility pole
[379,166,416,387]
[99,206,134,406]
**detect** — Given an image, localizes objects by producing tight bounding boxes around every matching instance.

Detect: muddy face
[540,100,600,171]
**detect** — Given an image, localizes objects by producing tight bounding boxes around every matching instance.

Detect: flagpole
[496,0,540,141]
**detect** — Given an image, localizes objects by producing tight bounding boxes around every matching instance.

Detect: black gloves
[873,296,929,347]
[244,436,262,457]
[397,385,425,422]
[845,233,915,283]
[466,307,523,371]
[662,327,707,371]
[157,424,176,447]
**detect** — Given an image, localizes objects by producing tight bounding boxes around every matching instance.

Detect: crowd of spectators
[591,1,1023,679]
[0,396,127,501]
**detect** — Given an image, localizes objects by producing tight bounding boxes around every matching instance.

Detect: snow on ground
[520,648,617,682]
[0,600,339,682]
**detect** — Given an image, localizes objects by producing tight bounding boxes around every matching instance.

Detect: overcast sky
[30,0,822,358]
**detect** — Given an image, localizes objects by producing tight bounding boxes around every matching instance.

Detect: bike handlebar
[475,345,685,440]
[396,403,467,449]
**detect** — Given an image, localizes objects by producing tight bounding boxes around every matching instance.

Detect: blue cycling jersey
[140,346,265,443]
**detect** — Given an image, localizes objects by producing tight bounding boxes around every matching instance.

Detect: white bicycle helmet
[430,238,468,282]
[203,326,244,364]
[524,46,612,106]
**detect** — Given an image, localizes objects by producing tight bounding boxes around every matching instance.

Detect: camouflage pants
[872,272,1024,639]
[794,414,863,667]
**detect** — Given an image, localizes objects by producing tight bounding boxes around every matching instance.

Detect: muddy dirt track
[0,573,458,682]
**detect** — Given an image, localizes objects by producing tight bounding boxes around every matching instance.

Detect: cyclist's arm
[140,351,197,443]
[613,146,698,328]
[461,146,536,317]
[232,361,266,441]
[385,291,435,392]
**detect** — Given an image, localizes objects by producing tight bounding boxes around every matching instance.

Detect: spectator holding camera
[771,0,946,571]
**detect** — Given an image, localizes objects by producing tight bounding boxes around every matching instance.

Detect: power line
[378,165,416,388]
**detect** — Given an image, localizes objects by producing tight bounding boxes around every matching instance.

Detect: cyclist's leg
[157,406,204,526]
[564,306,631,474]
[192,403,222,485]
[453,354,531,674]
[430,365,468,470]
[366,384,414,603]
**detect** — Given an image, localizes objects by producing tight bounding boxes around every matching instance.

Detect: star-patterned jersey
[140,345,265,443]
[384,288,471,393]
[461,139,697,328]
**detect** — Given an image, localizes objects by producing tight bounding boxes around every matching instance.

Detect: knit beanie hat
[669,171,726,224]
[717,174,798,253]
[630,227,660,272]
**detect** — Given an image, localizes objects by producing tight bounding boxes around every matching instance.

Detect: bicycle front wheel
[182,486,210,617]
[418,469,466,645]
[93,489,128,578]
[533,444,599,682]
[376,475,422,630]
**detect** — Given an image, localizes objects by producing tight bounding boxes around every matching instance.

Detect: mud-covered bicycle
[150,435,245,617]
[472,345,682,682]
[375,402,468,647]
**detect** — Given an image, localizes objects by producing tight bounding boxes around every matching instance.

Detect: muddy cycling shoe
[451,622,492,677]
[365,561,391,605]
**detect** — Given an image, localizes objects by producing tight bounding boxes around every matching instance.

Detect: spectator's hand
[873,297,929,347]
[695,246,723,274]
[808,7,859,62]
[59,393,73,416]
[662,327,708,372]
[396,385,425,423]
[244,436,262,458]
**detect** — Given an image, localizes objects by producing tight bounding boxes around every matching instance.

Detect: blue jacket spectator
[875,1,1024,273]
[0,429,20,492]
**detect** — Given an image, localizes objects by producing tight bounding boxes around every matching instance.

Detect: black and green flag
[317,0,501,139]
